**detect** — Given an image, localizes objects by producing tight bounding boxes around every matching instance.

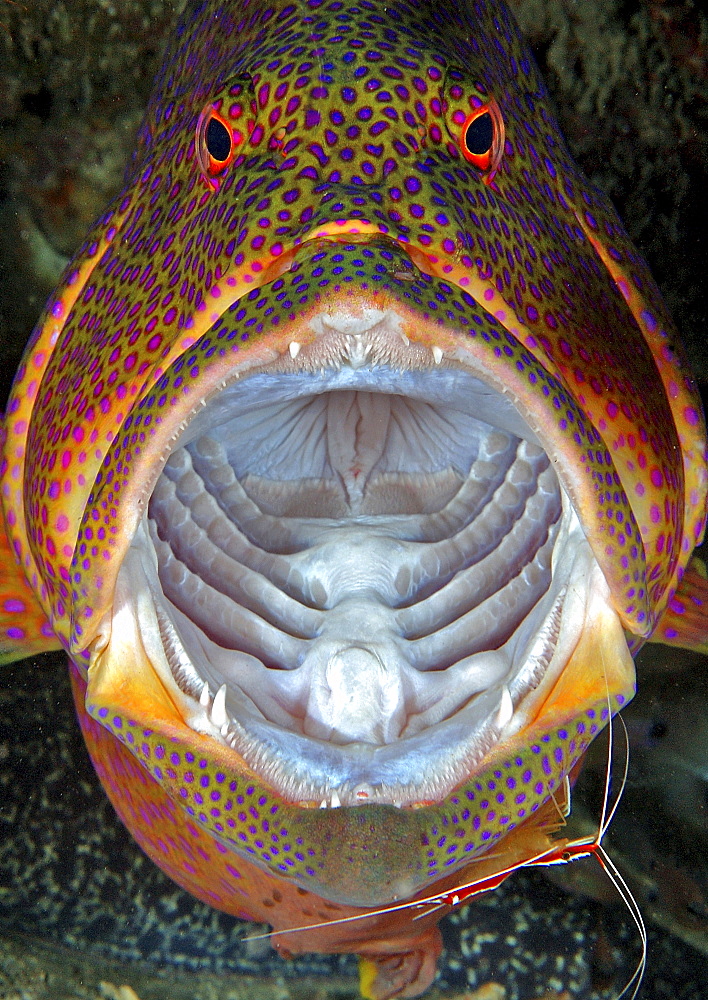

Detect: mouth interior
[120,313,599,807]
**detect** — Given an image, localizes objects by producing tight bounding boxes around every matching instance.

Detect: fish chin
[104,303,617,809]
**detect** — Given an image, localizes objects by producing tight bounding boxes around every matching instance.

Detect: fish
[1,0,707,997]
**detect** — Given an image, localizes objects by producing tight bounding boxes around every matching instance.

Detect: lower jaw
[100,493,610,809]
[83,572,635,907]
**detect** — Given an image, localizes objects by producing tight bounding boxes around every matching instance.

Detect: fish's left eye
[459,100,504,182]
[196,106,236,179]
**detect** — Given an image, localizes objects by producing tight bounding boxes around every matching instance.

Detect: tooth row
[285,341,444,364]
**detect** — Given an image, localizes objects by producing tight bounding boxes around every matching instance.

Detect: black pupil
[205,116,232,162]
[465,112,493,155]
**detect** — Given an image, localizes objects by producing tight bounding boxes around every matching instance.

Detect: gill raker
[1,1,707,998]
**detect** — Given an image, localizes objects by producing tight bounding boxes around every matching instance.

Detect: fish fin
[356,926,441,1000]
[651,554,708,653]
[0,454,60,662]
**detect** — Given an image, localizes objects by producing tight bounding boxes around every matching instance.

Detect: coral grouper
[2,1,707,997]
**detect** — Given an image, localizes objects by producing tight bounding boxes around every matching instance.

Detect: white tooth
[432,345,443,364]
[497,685,513,729]
[220,723,230,738]
[211,683,228,728]
[289,340,301,359]
[399,331,410,345]
[330,789,341,808]
[199,683,210,708]
[319,799,327,809]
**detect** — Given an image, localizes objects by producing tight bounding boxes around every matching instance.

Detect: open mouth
[112,242,607,810]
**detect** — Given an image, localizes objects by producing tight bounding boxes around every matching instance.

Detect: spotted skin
[0,0,706,997]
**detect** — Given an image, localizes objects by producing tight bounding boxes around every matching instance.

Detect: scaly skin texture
[0,1,706,997]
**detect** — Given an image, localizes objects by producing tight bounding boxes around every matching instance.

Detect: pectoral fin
[652,555,708,653]
[0,419,60,663]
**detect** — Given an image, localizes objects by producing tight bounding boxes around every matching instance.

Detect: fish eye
[206,116,231,162]
[459,100,504,182]
[463,111,493,161]
[197,105,236,179]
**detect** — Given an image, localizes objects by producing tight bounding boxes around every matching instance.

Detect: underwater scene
[0,1,706,999]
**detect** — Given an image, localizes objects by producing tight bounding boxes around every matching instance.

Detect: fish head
[2,0,706,910]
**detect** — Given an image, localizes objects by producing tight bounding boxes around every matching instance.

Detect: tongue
[304,644,407,744]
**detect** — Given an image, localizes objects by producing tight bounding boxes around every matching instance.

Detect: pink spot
[634,482,645,497]
[606,401,618,419]
[650,468,663,488]
[56,514,70,532]
[684,406,699,426]
[650,504,661,524]
[484,288,494,301]
[4,598,25,614]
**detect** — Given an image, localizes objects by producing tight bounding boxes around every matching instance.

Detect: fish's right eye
[196,105,237,179]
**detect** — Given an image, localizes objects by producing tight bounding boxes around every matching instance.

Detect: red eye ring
[196,105,235,180]
[459,99,505,184]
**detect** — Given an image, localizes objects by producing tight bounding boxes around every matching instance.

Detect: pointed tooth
[199,683,210,708]
[220,723,230,738]
[330,789,341,809]
[497,685,513,728]
[319,799,327,809]
[432,345,443,364]
[289,341,301,359]
[211,683,228,728]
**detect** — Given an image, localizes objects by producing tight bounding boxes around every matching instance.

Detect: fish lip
[298,223,435,276]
